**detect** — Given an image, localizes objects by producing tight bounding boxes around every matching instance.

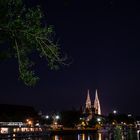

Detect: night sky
[0,0,140,115]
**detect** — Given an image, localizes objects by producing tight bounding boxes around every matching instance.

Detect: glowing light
[45,115,49,119]
[28,121,32,125]
[137,130,140,140]
[97,118,101,122]
[35,123,40,126]
[88,135,91,140]
[55,115,60,120]
[54,135,59,140]
[128,114,132,117]
[113,110,117,114]
[0,128,8,134]
[82,134,85,140]
[112,122,115,125]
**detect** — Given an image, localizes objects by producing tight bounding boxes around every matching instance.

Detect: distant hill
[0,104,39,122]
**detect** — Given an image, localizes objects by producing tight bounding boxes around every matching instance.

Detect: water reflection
[78,133,96,140]
[53,135,62,140]
[52,131,138,140]
[78,134,85,140]
[98,133,101,140]
[5,130,139,140]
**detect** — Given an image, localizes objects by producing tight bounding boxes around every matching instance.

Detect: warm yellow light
[54,135,59,140]
[112,122,115,125]
[26,119,29,122]
[98,133,102,140]
[81,121,85,126]
[82,134,85,140]
[28,121,32,125]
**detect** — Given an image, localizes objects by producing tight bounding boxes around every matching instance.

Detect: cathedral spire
[86,89,91,109]
[94,89,101,115]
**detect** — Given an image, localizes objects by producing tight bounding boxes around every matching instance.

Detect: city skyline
[0,0,140,115]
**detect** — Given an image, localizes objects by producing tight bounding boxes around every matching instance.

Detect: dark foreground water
[10,131,139,140]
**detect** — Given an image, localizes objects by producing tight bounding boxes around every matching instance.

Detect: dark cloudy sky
[0,0,140,115]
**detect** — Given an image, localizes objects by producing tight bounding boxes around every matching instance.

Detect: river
[11,131,139,140]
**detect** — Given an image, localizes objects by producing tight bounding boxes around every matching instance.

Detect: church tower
[86,89,91,109]
[94,89,101,115]
[85,89,93,121]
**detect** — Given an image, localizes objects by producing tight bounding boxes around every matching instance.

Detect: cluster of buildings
[82,89,102,121]
[0,89,140,134]
[78,89,140,131]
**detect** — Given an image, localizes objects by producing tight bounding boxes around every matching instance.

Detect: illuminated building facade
[84,89,101,120]
[94,90,101,115]
[85,90,92,110]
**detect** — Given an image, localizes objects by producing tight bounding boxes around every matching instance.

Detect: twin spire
[85,89,101,115]
[85,89,91,109]
[94,90,101,115]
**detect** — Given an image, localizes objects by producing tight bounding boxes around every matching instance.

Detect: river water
[12,131,139,140]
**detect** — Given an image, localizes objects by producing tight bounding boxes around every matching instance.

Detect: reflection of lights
[78,134,80,140]
[137,130,140,140]
[78,134,85,140]
[88,135,90,140]
[54,135,59,140]
[82,134,85,140]
[59,136,63,140]
[98,133,102,140]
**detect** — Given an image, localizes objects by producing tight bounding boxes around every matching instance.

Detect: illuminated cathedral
[84,89,101,121]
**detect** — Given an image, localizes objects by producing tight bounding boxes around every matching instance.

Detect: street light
[45,115,49,119]
[97,118,101,122]
[55,115,60,120]
[113,110,117,114]
[26,119,33,127]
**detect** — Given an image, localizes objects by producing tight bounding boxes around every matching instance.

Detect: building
[94,90,101,115]
[84,89,101,121]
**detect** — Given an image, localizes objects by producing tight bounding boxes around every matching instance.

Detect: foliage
[60,110,81,127]
[0,0,67,86]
